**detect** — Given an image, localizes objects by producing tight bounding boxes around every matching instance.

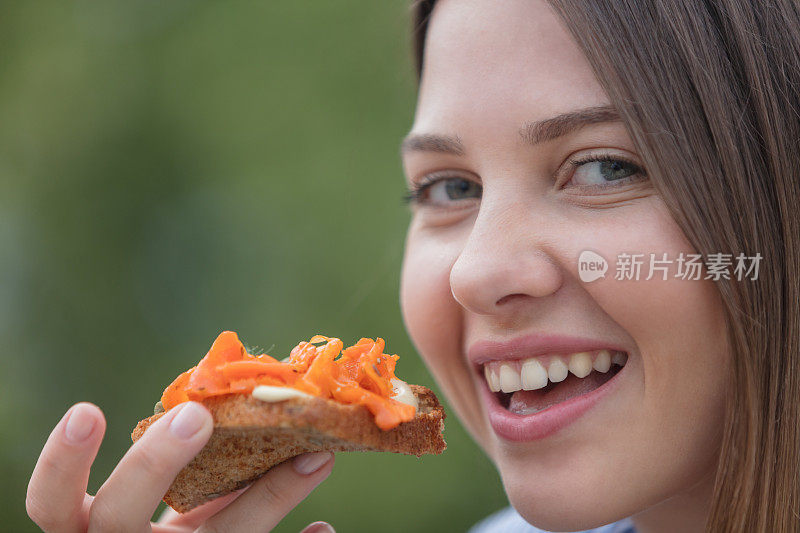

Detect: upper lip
[467,333,627,367]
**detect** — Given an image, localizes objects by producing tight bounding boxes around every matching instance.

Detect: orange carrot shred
[159,331,416,430]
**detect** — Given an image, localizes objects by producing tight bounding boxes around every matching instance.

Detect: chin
[496,459,630,532]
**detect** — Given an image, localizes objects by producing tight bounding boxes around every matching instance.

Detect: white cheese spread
[390,378,419,410]
[251,385,313,402]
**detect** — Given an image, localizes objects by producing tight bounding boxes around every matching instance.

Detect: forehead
[415,0,609,131]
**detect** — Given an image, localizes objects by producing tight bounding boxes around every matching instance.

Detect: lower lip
[481,361,629,442]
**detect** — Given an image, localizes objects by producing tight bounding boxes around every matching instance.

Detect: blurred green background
[0,1,509,531]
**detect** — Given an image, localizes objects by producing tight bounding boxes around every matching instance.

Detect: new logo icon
[578,250,608,282]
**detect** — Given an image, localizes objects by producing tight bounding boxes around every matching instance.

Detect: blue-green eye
[566,155,647,187]
[403,174,481,206]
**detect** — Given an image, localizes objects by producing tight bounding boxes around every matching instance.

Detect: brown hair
[410,1,800,531]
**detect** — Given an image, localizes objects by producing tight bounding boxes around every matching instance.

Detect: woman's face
[399,0,729,530]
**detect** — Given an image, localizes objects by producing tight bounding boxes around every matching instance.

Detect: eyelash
[402,152,647,205]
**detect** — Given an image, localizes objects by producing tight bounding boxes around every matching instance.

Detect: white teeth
[568,352,592,378]
[499,364,522,393]
[521,358,548,390]
[547,357,569,383]
[593,349,611,373]
[485,365,501,392]
[482,350,627,392]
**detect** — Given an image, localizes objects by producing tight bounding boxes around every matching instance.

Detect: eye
[564,153,647,188]
[403,173,482,207]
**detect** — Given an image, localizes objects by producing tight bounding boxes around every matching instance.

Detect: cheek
[399,227,490,442]
[581,202,729,499]
[399,230,458,361]
[580,202,729,404]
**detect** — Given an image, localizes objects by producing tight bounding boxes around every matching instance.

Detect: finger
[27,403,106,533]
[197,452,335,533]
[300,521,336,533]
[87,401,213,532]
[156,487,246,527]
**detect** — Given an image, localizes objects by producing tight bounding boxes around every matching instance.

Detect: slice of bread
[131,384,446,513]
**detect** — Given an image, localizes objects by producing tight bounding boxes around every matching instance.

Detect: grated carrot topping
[160,331,416,430]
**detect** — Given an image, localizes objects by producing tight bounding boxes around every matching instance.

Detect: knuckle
[38,452,69,479]
[129,441,172,479]
[253,474,291,509]
[88,493,122,531]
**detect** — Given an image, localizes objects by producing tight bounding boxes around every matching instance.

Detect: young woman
[25,1,799,532]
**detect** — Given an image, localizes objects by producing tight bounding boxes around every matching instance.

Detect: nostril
[496,293,528,306]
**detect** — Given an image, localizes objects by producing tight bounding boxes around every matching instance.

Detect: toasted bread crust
[131,384,446,513]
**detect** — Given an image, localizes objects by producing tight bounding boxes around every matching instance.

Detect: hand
[26,402,336,532]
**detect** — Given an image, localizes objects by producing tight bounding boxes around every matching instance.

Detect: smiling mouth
[483,350,628,415]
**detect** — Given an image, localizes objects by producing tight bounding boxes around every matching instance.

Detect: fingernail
[65,404,97,443]
[169,402,207,440]
[301,521,336,533]
[293,452,333,475]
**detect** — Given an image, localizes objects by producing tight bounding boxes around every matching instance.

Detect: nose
[449,198,564,317]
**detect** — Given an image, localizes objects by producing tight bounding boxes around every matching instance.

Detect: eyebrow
[400,132,466,156]
[400,105,621,156]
